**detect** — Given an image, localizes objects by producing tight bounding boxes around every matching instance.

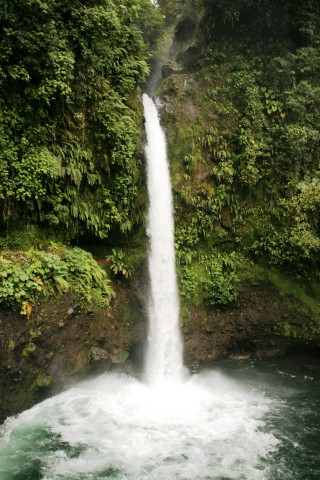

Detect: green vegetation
[177,249,241,306]
[0,0,162,240]
[0,245,115,307]
[267,270,320,317]
[0,0,162,308]
[0,0,319,315]
[107,249,135,279]
[157,0,320,308]
[238,262,320,318]
[8,339,15,352]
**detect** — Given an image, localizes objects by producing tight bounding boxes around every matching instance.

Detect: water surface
[1,355,319,480]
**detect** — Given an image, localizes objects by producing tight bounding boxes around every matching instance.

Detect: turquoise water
[231,356,320,480]
[0,355,319,480]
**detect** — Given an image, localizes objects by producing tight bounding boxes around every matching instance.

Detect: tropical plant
[0,0,161,240]
[107,249,135,279]
[0,245,115,308]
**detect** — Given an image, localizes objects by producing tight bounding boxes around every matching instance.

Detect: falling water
[2,93,320,480]
[143,94,183,384]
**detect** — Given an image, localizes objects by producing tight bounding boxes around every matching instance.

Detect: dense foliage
[158,0,320,304]
[1,0,319,311]
[0,245,114,307]
[0,0,162,240]
[0,0,164,308]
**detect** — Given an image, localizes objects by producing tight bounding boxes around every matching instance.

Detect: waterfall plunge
[143,94,183,384]
[0,93,280,480]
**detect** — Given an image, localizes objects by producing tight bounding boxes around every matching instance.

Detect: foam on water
[0,371,278,479]
[0,95,280,479]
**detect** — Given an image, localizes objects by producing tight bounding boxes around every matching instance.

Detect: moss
[238,262,320,340]
[35,372,52,388]
[273,319,320,341]
[7,339,15,352]
[267,270,320,318]
[22,342,36,358]
[75,350,91,374]
[276,322,302,339]
[239,263,320,315]
[111,350,129,363]
[180,305,190,327]
[238,262,268,285]
[120,295,138,336]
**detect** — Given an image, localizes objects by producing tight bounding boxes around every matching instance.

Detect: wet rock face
[170,16,197,60]
[0,279,319,423]
[175,17,197,43]
[168,15,202,72]
[183,284,320,365]
[0,286,145,424]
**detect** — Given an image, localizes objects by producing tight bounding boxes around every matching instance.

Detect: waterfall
[143,94,183,384]
[0,96,280,480]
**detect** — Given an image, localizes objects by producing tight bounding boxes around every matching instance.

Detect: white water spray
[143,94,183,384]
[0,93,281,480]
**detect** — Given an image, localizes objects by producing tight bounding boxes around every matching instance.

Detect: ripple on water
[0,370,279,480]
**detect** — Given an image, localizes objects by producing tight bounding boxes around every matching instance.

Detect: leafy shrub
[179,262,207,305]
[3,224,56,250]
[0,245,115,307]
[0,0,160,239]
[179,252,241,306]
[204,253,240,305]
[107,249,135,279]
[160,0,320,286]
[249,178,320,277]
